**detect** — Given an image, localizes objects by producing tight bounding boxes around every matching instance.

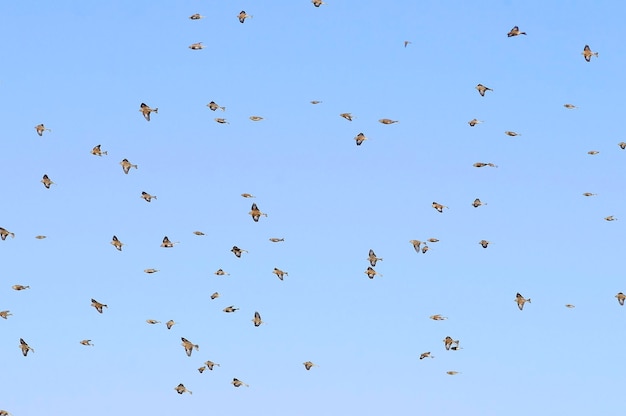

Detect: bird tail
[527,298,531,303]
[154,108,159,113]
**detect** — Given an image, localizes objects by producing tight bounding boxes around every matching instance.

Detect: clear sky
[1,1,625,415]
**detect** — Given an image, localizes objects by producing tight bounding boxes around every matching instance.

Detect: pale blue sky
[1,1,625,415]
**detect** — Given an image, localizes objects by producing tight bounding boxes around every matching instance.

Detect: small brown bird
[364,266,383,279]
[310,100,322,104]
[146,319,160,325]
[214,269,229,276]
[476,84,493,97]
[443,336,460,351]
[379,118,398,125]
[507,26,526,37]
[587,150,599,155]
[91,298,108,314]
[181,337,199,356]
[174,383,192,395]
[421,245,430,254]
[340,113,353,121]
[252,311,264,327]
[273,268,288,280]
[238,11,252,23]
[473,162,498,168]
[249,116,264,121]
[616,292,626,306]
[35,235,47,239]
[189,42,205,50]
[111,235,124,251]
[160,236,179,248]
[368,249,383,267]
[144,268,159,274]
[429,314,447,321]
[214,117,229,124]
[80,339,94,346]
[419,352,434,360]
[210,292,220,299]
[582,193,597,197]
[41,174,54,189]
[19,338,34,356]
[303,361,319,370]
[0,228,15,240]
[207,101,226,111]
[563,104,578,109]
[205,360,221,370]
[166,320,176,330]
[479,240,490,248]
[505,131,520,137]
[141,191,157,202]
[404,40,412,48]
[193,231,205,236]
[198,366,206,374]
[269,238,284,242]
[0,310,13,319]
[311,0,326,6]
[432,202,448,213]
[354,132,368,146]
[446,371,461,376]
[472,198,486,208]
[140,103,158,121]
[249,203,268,222]
[241,193,256,198]
[231,378,249,387]
[565,304,575,309]
[91,144,107,156]
[515,293,531,310]
[409,240,422,253]
[605,216,618,221]
[427,238,439,243]
[468,119,483,127]
[582,44,598,62]
[35,124,51,136]
[0,410,12,416]
[12,284,29,291]
[617,142,626,150]
[223,305,239,313]
[120,158,138,174]
[231,246,248,258]
[189,13,204,20]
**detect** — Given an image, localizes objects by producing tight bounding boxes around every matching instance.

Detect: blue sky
[1,1,625,415]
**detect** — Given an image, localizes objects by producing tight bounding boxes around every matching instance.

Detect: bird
[249,116,264,121]
[409,240,422,252]
[249,203,268,222]
[141,191,157,202]
[144,268,159,274]
[273,268,288,281]
[189,13,204,20]
[231,246,248,258]
[446,371,461,376]
[193,231,205,236]
[368,249,383,267]
[269,238,284,242]
[479,240,490,248]
[404,40,412,48]
[12,285,29,291]
[429,314,447,320]
[139,103,158,121]
[505,131,520,137]
[214,118,229,124]
[472,198,486,208]
[588,150,599,155]
[91,144,107,156]
[0,228,15,240]
[582,193,597,197]
[174,384,192,395]
[214,269,229,276]
[473,162,498,168]
[515,293,531,310]
[364,266,383,279]
[565,304,575,308]
[41,174,54,189]
[231,378,249,387]
[238,11,252,23]
[207,101,226,111]
[166,320,176,330]
[223,305,239,313]
[91,298,107,314]
[563,104,578,109]
[476,84,493,96]
[432,202,448,213]
[419,352,434,360]
[35,235,46,239]
[354,132,368,146]
[120,158,138,174]
[427,238,439,243]
[0,310,13,319]
[443,336,460,351]
[0,410,12,416]
[111,235,124,251]
[421,245,430,254]
[379,118,398,125]
[210,292,220,299]
[507,26,526,37]
[198,366,206,374]
[241,193,256,198]
[311,0,326,6]
[303,361,319,370]
[252,311,264,327]
[35,124,51,136]
[80,340,94,346]
[146,319,160,325]
[340,113,353,121]
[616,292,625,306]
[468,119,483,127]
[160,236,179,248]
[181,337,199,357]
[310,100,322,104]
[19,338,34,356]
[605,216,618,221]
[205,360,220,371]
[618,142,626,150]
[582,45,598,62]
[189,42,205,50]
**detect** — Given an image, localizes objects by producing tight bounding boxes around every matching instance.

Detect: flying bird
[80,340,94,346]
[475,84,492,96]
[472,198,486,208]
[409,240,422,253]
[565,304,575,309]
[193,231,205,236]
[207,101,226,111]
[468,119,483,127]
[582,193,597,197]
[587,150,599,155]
[563,104,578,109]
[91,298,108,314]
[174,384,192,395]
[205,360,220,371]
[507,26,526,37]
[189,42,205,50]
[19,338,34,356]
[479,240,490,248]
[354,132,368,146]
[231,246,248,258]
[473,162,498,168]
[379,118,398,125]
[111,235,124,251]
[421,245,430,254]
[160,236,179,248]
[311,0,326,6]
[249,116,264,121]
[231,378,249,387]
[12,285,30,291]
[419,352,434,359]
[189,13,204,20]
[249,203,268,222]
[303,361,319,370]
[210,292,220,299]
[618,142,626,150]
[582,44,598,62]
[515,293,531,310]
[223,305,239,313]
[0,228,15,240]
[35,235,46,239]
[0,310,13,319]
[238,11,252,23]
[252,311,264,327]
[120,158,138,174]
[146,319,160,325]
[404,40,412,48]
[310,100,322,104]
[429,314,447,321]
[144,268,159,274]
[139,103,158,121]
[91,144,107,156]
[340,113,353,121]
[181,337,199,356]
[35,124,51,136]
[214,269,229,276]
[166,320,176,329]
[368,249,383,267]
[446,371,461,376]
[432,202,448,213]
[605,216,618,221]
[141,191,157,202]
[269,238,284,242]
[41,174,54,189]
[364,266,383,279]
[273,267,288,281]
[214,118,229,124]
[443,336,460,351]
[616,292,625,306]
[241,193,256,198]
[505,131,520,137]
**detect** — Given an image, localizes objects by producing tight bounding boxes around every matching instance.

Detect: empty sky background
[1,1,625,415]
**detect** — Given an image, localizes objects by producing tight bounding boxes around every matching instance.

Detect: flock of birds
[1,4,622,414]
